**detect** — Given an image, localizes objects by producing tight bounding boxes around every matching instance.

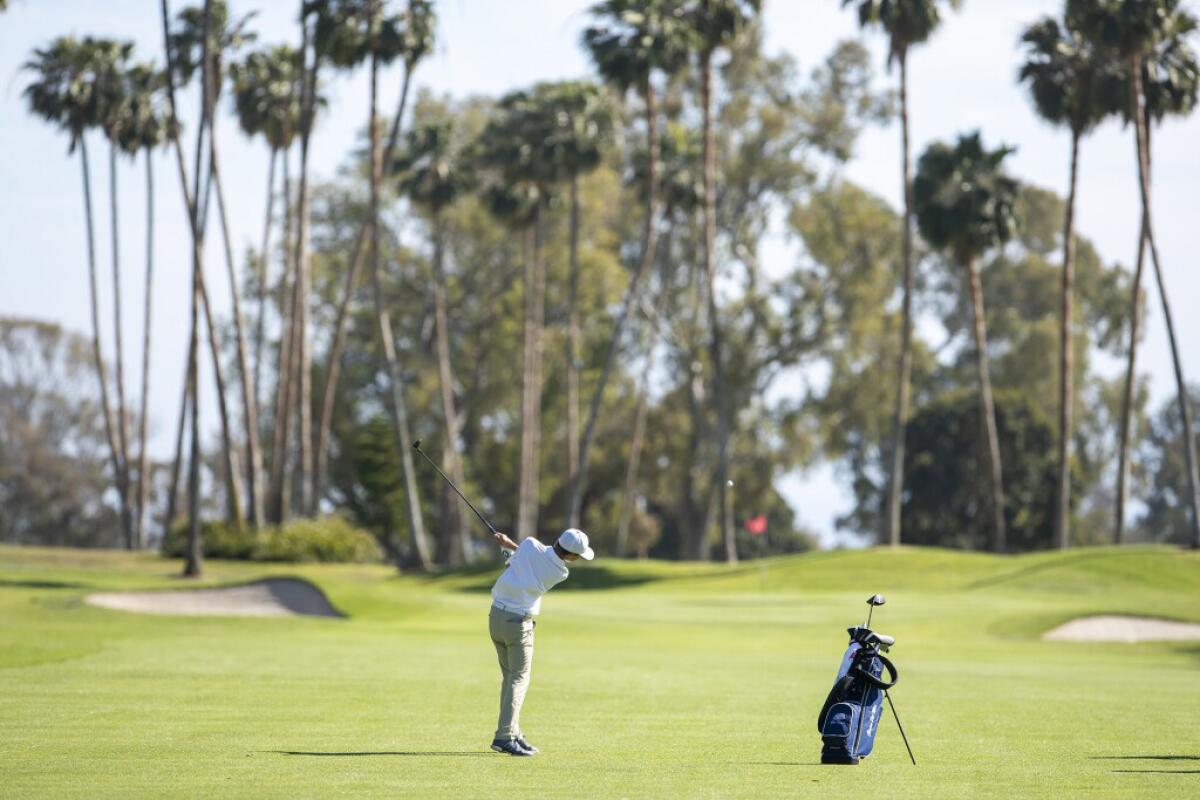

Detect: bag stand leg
[885,690,916,765]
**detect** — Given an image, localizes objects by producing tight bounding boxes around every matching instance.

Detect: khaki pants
[489,604,535,740]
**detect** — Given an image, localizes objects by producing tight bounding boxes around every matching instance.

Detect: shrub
[161,517,382,564]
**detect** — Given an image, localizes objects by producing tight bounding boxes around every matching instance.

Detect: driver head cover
[558,528,595,560]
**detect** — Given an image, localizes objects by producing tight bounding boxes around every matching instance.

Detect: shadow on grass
[271,750,490,758]
[1111,770,1200,774]
[0,579,91,590]
[1093,755,1200,761]
[742,761,824,767]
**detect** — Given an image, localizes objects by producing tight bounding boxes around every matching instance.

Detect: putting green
[1,544,1198,798]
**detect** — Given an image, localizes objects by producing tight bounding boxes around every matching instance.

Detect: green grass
[2,543,1199,798]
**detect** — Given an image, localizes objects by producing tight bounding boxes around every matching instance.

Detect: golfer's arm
[493,532,519,552]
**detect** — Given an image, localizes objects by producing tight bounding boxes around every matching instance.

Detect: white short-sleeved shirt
[491,538,569,616]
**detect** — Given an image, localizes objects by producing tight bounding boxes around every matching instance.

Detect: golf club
[411,439,499,535]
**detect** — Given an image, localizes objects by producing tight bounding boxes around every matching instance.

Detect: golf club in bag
[816,594,916,765]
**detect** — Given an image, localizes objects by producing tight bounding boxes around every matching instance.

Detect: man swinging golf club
[487,527,594,756]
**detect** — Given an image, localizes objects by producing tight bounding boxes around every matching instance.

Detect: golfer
[488,528,594,756]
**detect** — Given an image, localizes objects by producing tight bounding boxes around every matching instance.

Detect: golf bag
[816,625,898,764]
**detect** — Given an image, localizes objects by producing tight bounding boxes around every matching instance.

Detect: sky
[2,0,1199,547]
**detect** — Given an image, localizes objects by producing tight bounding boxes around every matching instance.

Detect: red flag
[744,514,767,535]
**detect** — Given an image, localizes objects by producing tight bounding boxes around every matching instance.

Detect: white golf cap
[557,528,594,560]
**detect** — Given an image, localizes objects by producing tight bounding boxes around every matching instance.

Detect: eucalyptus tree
[476,88,561,541]
[570,0,690,532]
[229,44,303,448]
[393,118,475,562]
[313,0,435,522]
[913,132,1020,552]
[1018,16,1112,550]
[23,36,129,546]
[113,62,171,547]
[841,0,959,547]
[1069,0,1200,548]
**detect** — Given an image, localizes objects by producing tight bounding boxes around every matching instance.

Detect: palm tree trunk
[368,51,431,569]
[431,208,471,562]
[1115,219,1146,546]
[78,137,124,548]
[567,79,660,528]
[269,153,296,522]
[616,329,655,559]
[885,50,914,548]
[566,173,582,484]
[294,19,316,517]
[164,342,193,538]
[197,255,245,525]
[210,132,265,528]
[108,142,135,549]
[1055,132,1081,550]
[254,148,277,447]
[700,49,736,564]
[135,149,155,548]
[1131,64,1200,549]
[965,255,1007,551]
[518,200,548,540]
[315,60,415,506]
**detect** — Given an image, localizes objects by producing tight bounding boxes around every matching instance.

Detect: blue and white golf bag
[817,625,899,765]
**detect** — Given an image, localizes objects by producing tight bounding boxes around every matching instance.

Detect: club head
[867,594,886,607]
[412,439,423,451]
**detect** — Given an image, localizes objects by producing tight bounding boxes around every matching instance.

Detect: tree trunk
[315,59,415,506]
[368,51,432,569]
[885,50,914,548]
[1131,62,1200,549]
[1055,132,1081,550]
[108,142,135,549]
[254,148,277,450]
[965,255,1007,551]
[616,327,655,559]
[77,138,125,551]
[164,341,193,539]
[566,173,582,484]
[700,49,736,564]
[1115,225,1147,546]
[567,79,660,528]
[136,149,155,548]
[518,199,547,540]
[197,254,245,524]
[294,17,316,516]
[431,208,471,562]
[210,132,265,528]
[269,154,297,522]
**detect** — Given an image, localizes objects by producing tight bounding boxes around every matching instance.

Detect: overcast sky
[2,1,1198,546]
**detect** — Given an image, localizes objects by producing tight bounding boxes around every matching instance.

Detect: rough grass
[2,544,1199,798]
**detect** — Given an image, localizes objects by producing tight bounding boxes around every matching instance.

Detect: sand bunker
[86,578,343,619]
[1044,615,1200,643]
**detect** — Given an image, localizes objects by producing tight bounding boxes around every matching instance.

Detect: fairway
[2,545,1199,799]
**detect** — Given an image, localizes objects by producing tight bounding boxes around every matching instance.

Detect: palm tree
[841,0,959,548]
[681,0,761,563]
[1018,16,1112,550]
[477,89,560,541]
[23,36,128,547]
[393,118,474,563]
[538,81,614,488]
[172,0,263,528]
[1069,0,1200,548]
[113,62,171,548]
[307,0,434,565]
[570,0,690,531]
[229,44,303,450]
[913,132,1020,552]
[314,0,435,518]
[93,39,139,550]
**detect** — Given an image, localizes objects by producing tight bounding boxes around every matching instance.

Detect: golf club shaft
[884,690,916,765]
[412,443,498,535]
